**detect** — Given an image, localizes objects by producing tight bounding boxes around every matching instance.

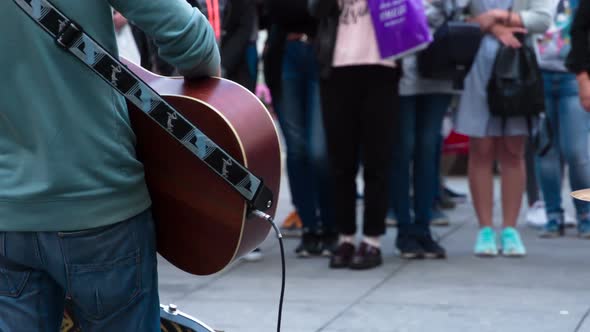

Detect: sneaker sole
[539,232,562,238]
[400,252,425,260]
[296,250,310,258]
[431,219,450,227]
[424,253,446,259]
[501,251,526,257]
[474,252,498,258]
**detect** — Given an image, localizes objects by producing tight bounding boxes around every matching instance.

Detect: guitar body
[124,60,281,276]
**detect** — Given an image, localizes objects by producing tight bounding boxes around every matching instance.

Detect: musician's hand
[577,72,590,112]
[490,25,527,48]
[113,11,128,32]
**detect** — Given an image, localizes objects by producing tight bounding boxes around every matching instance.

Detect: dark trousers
[320,65,400,237]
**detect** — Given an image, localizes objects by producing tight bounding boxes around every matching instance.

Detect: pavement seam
[574,306,590,332]
[314,212,470,332]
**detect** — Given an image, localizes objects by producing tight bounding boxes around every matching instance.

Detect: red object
[124,59,282,276]
[443,131,469,155]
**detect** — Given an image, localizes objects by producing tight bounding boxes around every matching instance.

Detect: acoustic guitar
[124,59,282,276]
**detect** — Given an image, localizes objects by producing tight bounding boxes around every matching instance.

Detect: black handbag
[487,33,545,123]
[417,2,482,88]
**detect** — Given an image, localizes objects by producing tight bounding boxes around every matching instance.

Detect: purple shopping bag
[367,0,432,59]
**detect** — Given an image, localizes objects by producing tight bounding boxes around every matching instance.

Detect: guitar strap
[11,0,274,212]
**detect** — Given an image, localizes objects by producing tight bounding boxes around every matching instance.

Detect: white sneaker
[565,212,577,227]
[526,201,547,228]
[243,248,263,262]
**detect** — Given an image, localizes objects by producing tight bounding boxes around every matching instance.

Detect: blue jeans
[0,210,159,331]
[391,94,452,235]
[246,41,258,86]
[278,40,334,232]
[536,71,590,220]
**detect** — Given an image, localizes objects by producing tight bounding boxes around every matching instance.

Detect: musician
[0,1,219,331]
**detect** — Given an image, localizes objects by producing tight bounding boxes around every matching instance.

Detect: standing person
[391,0,457,259]
[311,0,401,270]
[266,0,337,257]
[455,0,552,257]
[536,0,590,238]
[0,1,219,331]
[567,0,590,111]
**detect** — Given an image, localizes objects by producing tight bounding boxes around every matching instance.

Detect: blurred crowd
[113,0,590,271]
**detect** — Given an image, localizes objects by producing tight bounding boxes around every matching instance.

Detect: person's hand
[490,25,527,48]
[113,11,128,32]
[577,72,590,111]
[470,10,501,31]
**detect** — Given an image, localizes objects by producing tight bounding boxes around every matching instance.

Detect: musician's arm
[109,0,221,78]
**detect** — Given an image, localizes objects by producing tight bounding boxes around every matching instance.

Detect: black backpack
[487,34,545,132]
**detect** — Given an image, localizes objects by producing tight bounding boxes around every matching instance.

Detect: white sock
[362,236,381,248]
[339,235,355,244]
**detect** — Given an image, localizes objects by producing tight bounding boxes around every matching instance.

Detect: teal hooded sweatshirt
[0,0,220,231]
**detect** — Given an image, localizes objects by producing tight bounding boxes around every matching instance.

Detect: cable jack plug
[251,209,282,239]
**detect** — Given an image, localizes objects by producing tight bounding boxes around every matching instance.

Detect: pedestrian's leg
[497,136,527,229]
[470,137,499,256]
[468,137,496,228]
[497,136,527,256]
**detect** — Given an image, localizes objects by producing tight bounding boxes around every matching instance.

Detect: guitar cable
[251,210,285,332]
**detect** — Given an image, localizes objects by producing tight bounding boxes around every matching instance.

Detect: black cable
[252,211,285,332]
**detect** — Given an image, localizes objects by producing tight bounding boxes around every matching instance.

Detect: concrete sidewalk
[158,177,590,332]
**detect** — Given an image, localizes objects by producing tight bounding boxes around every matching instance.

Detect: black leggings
[320,65,401,237]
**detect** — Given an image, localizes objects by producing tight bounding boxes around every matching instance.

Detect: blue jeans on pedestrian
[278,40,334,233]
[391,94,452,235]
[536,71,590,221]
[246,41,258,86]
[0,209,159,331]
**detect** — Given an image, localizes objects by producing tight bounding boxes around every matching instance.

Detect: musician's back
[0,0,220,232]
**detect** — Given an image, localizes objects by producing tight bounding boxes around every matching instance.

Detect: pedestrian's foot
[525,201,547,228]
[396,235,424,259]
[329,242,355,269]
[280,211,302,237]
[578,218,590,239]
[437,196,456,210]
[443,186,468,203]
[474,227,498,257]
[501,227,526,257]
[295,231,322,258]
[243,248,263,262]
[431,207,450,227]
[417,234,446,259]
[539,218,564,238]
[320,232,339,257]
[349,242,382,270]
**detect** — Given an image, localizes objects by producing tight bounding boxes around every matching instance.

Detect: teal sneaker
[501,227,527,257]
[474,227,498,257]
